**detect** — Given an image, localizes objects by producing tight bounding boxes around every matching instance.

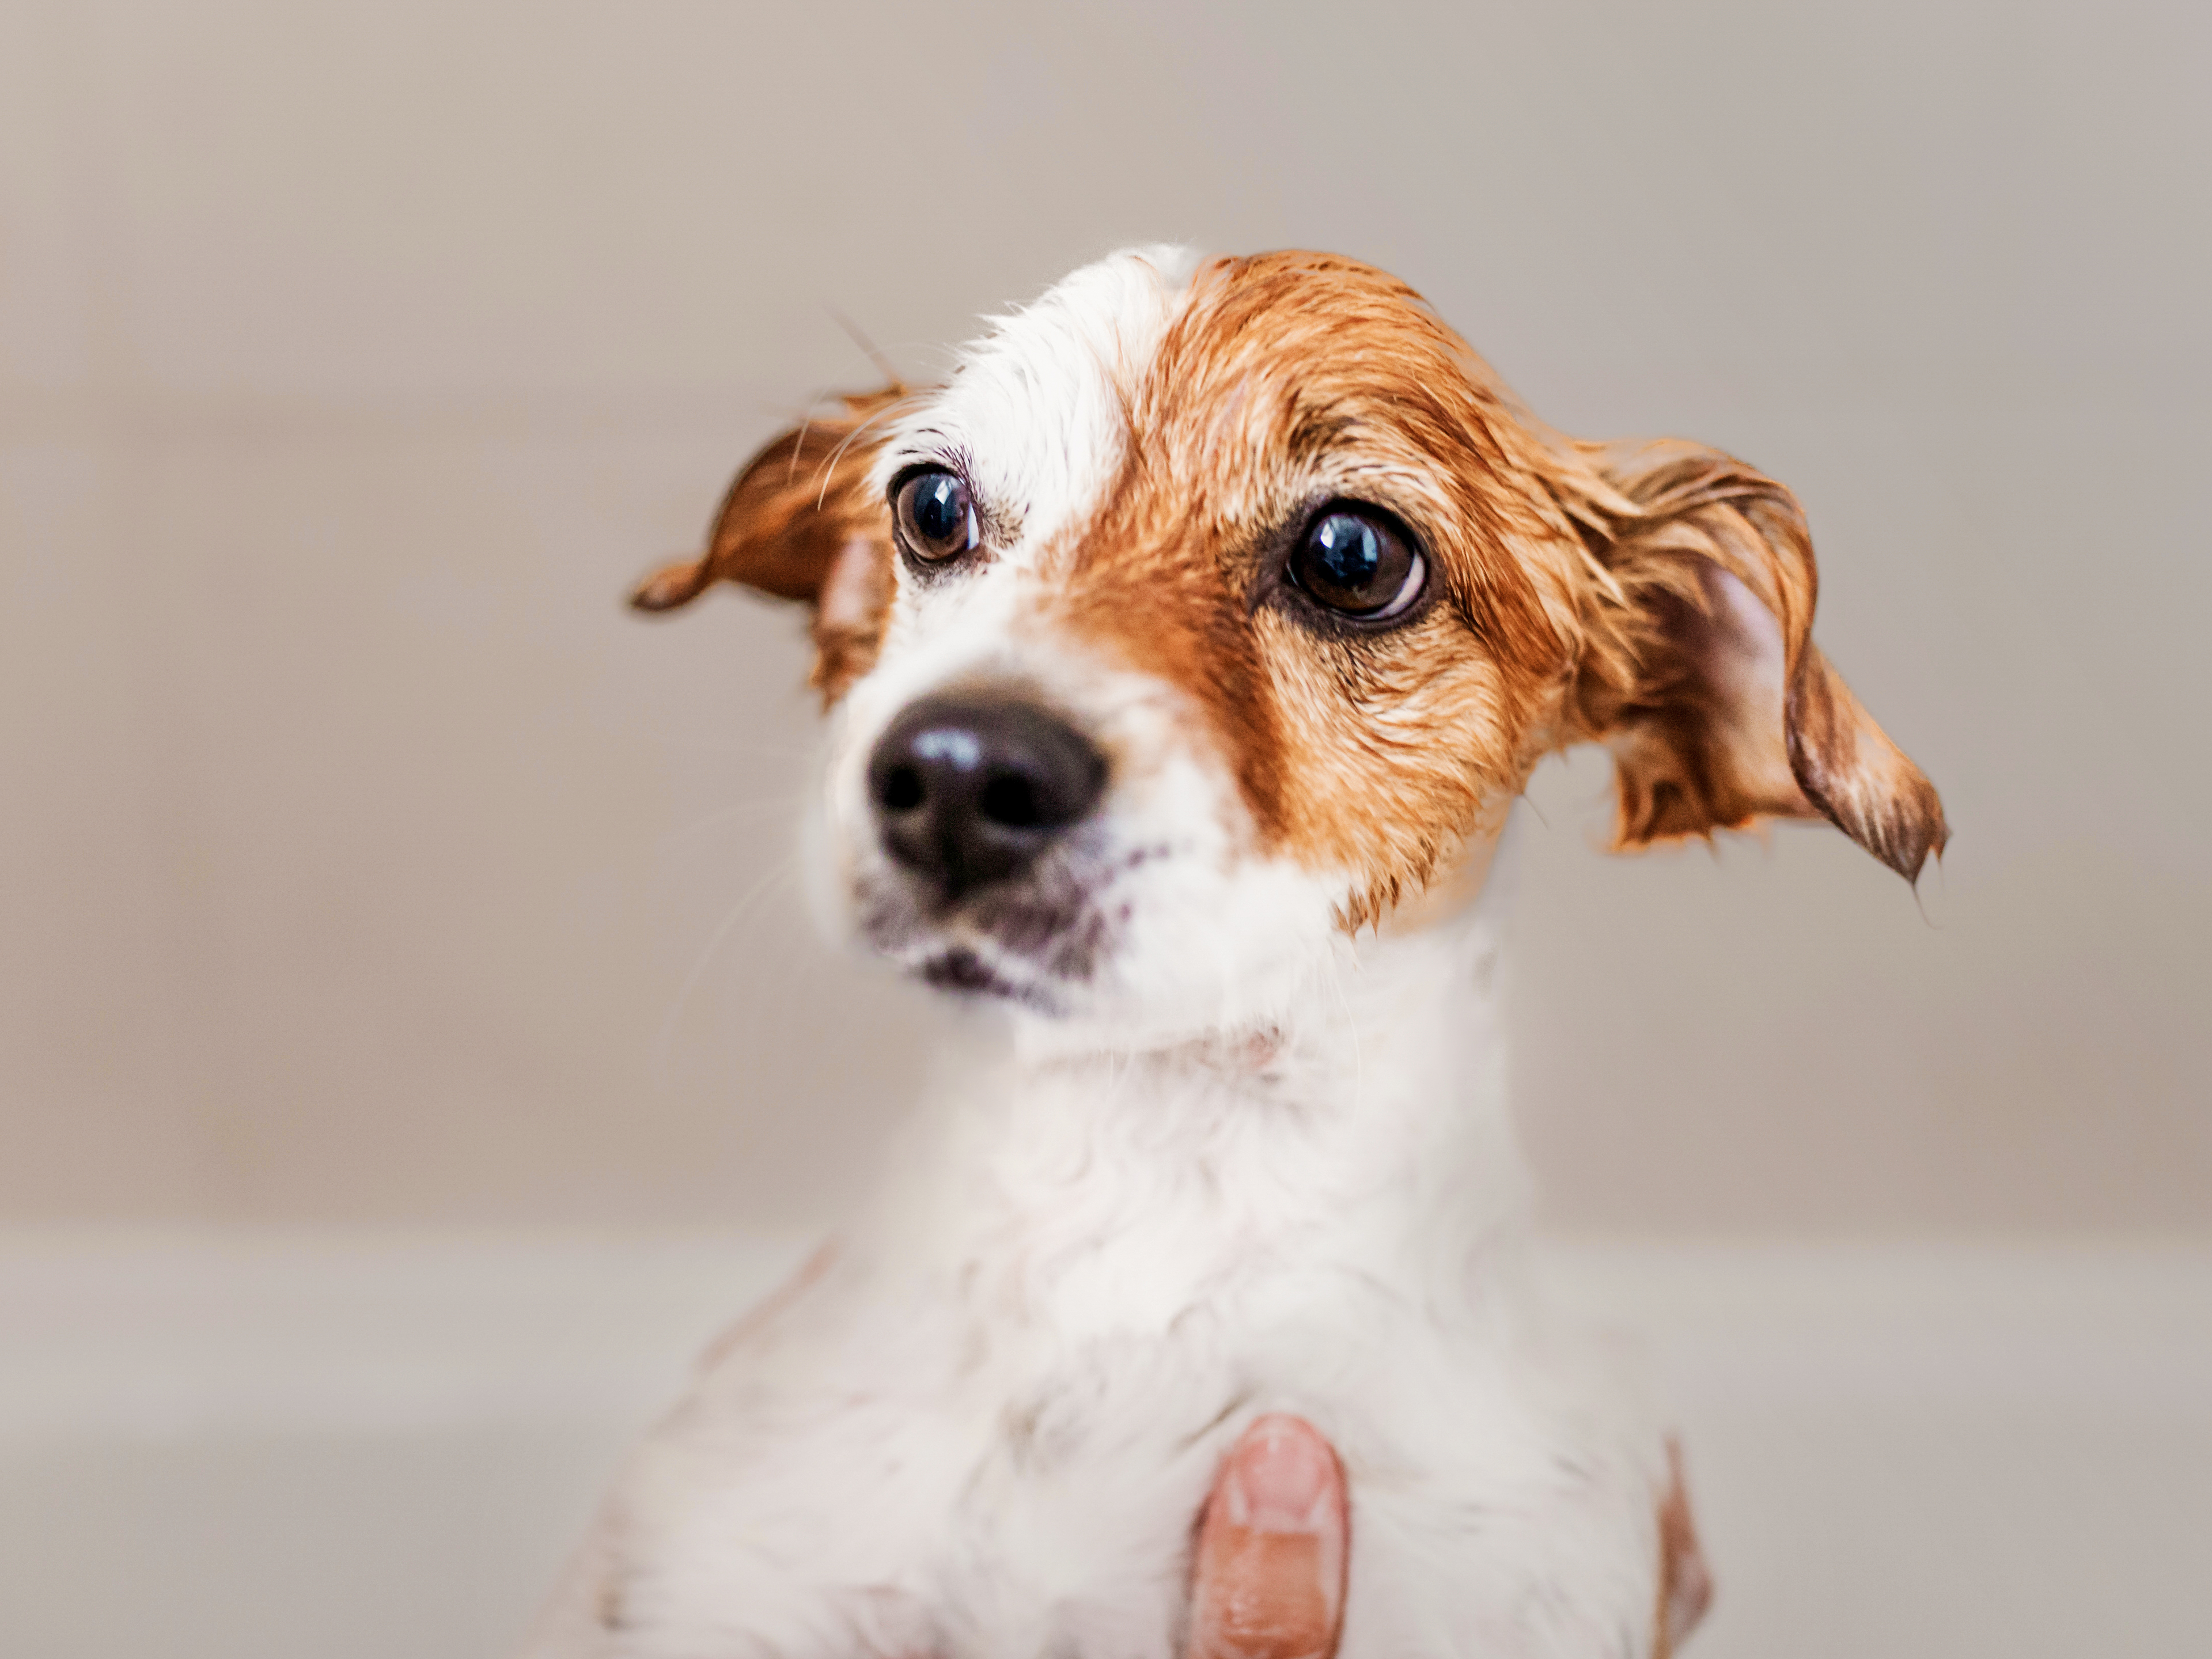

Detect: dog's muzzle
[866,692,1106,904]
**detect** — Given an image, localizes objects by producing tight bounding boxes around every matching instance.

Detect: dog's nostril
[980,772,1040,828]
[879,764,926,813]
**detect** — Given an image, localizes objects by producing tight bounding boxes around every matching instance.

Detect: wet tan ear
[629,384,909,702]
[1558,438,1948,882]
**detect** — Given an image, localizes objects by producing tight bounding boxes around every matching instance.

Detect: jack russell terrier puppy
[524,247,1946,1659]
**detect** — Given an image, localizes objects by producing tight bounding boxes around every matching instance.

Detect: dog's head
[637,249,1945,1036]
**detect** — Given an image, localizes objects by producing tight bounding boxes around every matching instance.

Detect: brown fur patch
[1049,253,1596,929]
[629,386,907,702]
[1044,252,1944,912]
[642,253,1946,898]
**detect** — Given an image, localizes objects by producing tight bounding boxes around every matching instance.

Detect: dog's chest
[902,1234,1407,1659]
[865,1099,1514,1654]
[611,1050,1664,1658]
[885,1225,1650,1659]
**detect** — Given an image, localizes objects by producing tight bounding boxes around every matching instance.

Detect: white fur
[522,251,1674,1659]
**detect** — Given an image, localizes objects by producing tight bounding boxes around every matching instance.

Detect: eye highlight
[892,468,980,565]
[1287,505,1426,622]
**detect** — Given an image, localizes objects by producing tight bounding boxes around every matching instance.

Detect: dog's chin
[847,847,1345,1039]
[854,869,1111,1020]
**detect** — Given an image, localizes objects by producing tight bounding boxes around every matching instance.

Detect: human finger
[1185,1413,1349,1659]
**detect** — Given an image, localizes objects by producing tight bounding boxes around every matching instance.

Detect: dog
[522,247,1946,1659]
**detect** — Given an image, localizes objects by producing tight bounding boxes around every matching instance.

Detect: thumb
[1186,1415,1349,1659]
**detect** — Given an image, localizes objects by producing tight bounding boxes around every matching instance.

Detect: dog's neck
[885,828,1531,1327]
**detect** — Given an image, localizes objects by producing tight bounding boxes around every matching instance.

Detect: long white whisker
[658,794,808,847]
[815,392,930,509]
[652,852,802,1079]
[784,389,845,487]
[589,714,812,762]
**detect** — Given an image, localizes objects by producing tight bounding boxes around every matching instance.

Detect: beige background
[3,0,2207,1236]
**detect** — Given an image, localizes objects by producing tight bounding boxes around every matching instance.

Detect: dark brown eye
[893,469,979,563]
[1287,507,1425,620]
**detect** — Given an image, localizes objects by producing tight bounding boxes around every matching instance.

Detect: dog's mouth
[917,946,1046,1005]
[855,847,1125,1010]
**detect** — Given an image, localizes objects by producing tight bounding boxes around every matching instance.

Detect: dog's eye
[893,469,980,563]
[1288,507,1425,620]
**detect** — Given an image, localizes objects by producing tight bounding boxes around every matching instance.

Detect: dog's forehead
[878,246,1202,552]
[881,249,1506,556]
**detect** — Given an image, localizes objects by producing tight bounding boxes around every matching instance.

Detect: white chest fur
[530,842,1672,1659]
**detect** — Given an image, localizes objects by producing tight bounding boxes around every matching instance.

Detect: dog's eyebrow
[882,422,956,469]
[882,434,965,488]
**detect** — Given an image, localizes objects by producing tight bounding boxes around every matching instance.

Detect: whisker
[600,721,813,762]
[783,388,848,487]
[652,852,802,1079]
[814,392,929,510]
[658,794,809,847]
[824,304,902,388]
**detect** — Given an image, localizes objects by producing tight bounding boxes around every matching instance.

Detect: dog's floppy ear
[630,385,908,701]
[1556,438,1948,882]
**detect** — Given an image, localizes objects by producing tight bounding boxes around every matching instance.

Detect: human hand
[1185,1419,1712,1659]
[1185,1414,1349,1659]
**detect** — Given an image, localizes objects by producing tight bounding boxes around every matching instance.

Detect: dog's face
[636,249,1945,1036]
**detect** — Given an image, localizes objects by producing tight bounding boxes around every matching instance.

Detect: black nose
[867,694,1107,899]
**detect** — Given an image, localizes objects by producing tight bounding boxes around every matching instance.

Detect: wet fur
[528,247,1944,1659]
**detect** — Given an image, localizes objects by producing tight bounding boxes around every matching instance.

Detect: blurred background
[2,2,2206,1656]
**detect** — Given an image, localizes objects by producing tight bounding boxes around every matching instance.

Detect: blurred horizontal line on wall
[1,1233,2205,1443]
[0,1230,817,1441]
